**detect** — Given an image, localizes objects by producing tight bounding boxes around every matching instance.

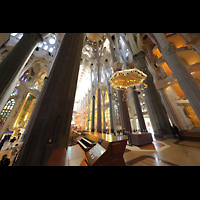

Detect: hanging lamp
[109,68,147,91]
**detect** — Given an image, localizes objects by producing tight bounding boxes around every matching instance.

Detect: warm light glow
[109,68,147,90]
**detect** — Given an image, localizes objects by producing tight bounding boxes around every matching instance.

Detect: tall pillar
[96,61,102,133]
[91,95,95,132]
[107,33,132,133]
[144,95,157,132]
[133,51,173,135]
[97,86,102,133]
[165,86,192,129]
[117,90,132,133]
[132,86,147,131]
[103,62,115,133]
[84,96,87,130]
[178,33,200,56]
[90,65,97,132]
[0,33,47,112]
[102,91,106,132]
[15,33,83,166]
[158,88,181,129]
[0,33,10,47]
[109,93,115,133]
[112,62,132,133]
[87,90,91,131]
[153,33,200,120]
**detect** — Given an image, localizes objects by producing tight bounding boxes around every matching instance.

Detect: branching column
[107,33,132,133]
[103,62,114,133]
[15,33,83,166]
[132,51,172,135]
[90,64,97,132]
[0,33,47,112]
[102,89,106,132]
[132,86,147,131]
[153,33,200,120]
[126,33,172,135]
[96,57,102,133]
[87,89,91,131]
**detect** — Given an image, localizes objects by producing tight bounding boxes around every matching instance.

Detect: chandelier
[109,68,147,91]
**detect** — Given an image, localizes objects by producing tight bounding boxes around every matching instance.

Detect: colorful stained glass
[0,98,15,127]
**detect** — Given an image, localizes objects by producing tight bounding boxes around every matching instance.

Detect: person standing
[10,144,19,161]
[0,154,10,166]
[0,137,6,150]
[17,132,21,140]
[6,137,16,150]
[172,124,181,140]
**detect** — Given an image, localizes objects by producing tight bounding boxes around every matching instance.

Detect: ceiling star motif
[84,33,107,49]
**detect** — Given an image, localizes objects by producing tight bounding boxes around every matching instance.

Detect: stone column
[117,89,132,133]
[91,95,95,132]
[158,88,181,129]
[143,95,157,132]
[178,33,200,56]
[87,90,91,131]
[153,33,200,120]
[96,61,102,133]
[103,62,115,133]
[90,65,97,132]
[0,33,47,112]
[165,86,192,129]
[102,90,106,132]
[84,95,87,130]
[132,86,147,131]
[133,51,173,135]
[81,99,84,130]
[112,62,132,133]
[107,33,132,133]
[97,86,102,133]
[109,94,114,133]
[0,33,10,47]
[15,33,83,166]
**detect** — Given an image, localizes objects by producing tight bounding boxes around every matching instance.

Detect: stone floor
[1,136,200,166]
[124,138,200,166]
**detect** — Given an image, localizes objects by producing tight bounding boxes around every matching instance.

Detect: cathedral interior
[0,33,200,166]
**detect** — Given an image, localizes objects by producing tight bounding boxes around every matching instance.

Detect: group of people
[109,124,181,140]
[0,144,19,166]
[0,125,181,166]
[0,132,21,151]
[0,133,21,166]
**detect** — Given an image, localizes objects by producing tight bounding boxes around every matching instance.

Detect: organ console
[77,136,96,152]
[68,132,128,166]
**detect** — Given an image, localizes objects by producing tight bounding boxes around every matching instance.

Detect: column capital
[24,33,47,43]
[112,61,123,72]
[132,51,145,62]
[161,43,176,59]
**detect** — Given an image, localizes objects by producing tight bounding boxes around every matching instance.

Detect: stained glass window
[21,70,29,82]
[14,93,37,128]
[10,88,18,97]
[0,98,15,127]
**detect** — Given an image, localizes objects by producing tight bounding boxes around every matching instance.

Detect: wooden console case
[77,132,128,166]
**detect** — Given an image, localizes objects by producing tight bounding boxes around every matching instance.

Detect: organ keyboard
[77,136,96,152]
[69,132,128,166]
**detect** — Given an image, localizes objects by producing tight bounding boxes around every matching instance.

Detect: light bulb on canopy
[109,68,148,91]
